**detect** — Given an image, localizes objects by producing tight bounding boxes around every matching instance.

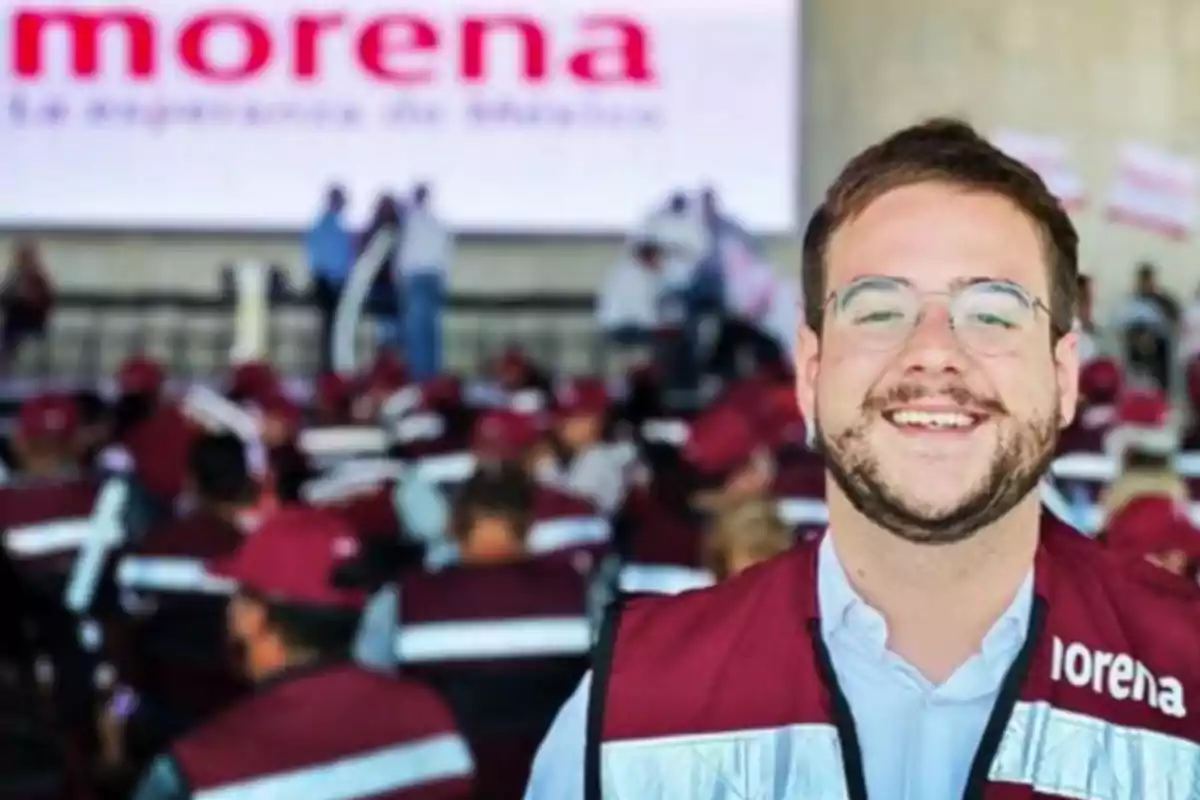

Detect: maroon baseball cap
[683,405,762,480]
[471,408,542,460]
[210,508,366,609]
[554,377,609,419]
[17,393,78,442]
[229,360,280,402]
[117,355,165,395]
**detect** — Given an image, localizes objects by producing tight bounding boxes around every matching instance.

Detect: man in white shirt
[396,183,454,380]
[639,191,709,269]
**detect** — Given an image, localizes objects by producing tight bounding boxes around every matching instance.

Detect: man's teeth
[890,410,975,429]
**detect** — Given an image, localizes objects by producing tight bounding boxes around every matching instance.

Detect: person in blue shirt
[306,185,353,371]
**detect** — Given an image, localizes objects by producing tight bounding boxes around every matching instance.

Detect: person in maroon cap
[105,433,258,770]
[108,355,197,507]
[536,378,632,516]
[130,507,475,800]
[225,360,280,406]
[616,403,774,593]
[362,465,591,800]
[112,354,167,435]
[313,371,353,426]
[8,393,80,480]
[1058,356,1123,454]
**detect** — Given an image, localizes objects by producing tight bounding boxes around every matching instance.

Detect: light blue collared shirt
[306,210,353,284]
[524,535,1034,800]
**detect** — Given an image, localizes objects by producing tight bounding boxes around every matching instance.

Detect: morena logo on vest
[1051,636,1186,718]
[9,7,656,85]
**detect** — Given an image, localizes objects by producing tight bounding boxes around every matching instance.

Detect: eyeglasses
[823,277,1055,356]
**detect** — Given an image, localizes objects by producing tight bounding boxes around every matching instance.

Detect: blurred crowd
[3,184,1200,799]
[0,318,1198,797]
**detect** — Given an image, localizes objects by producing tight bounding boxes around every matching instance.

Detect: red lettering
[568,16,654,84]
[293,13,345,79]
[13,9,154,79]
[358,15,438,83]
[461,16,547,82]
[178,12,271,81]
[10,6,654,85]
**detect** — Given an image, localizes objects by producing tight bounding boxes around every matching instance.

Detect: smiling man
[524,119,1200,800]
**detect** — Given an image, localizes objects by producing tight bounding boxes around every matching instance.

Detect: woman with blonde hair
[703,498,792,582]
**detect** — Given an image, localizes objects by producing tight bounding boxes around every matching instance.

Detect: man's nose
[896,305,969,374]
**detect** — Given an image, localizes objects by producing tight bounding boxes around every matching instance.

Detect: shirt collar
[816,533,1033,664]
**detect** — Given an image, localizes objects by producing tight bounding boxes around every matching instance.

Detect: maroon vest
[334,485,402,541]
[173,663,474,799]
[613,485,713,595]
[588,527,1200,799]
[112,511,248,721]
[397,560,592,800]
[0,476,100,581]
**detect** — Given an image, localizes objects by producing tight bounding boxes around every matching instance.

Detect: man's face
[559,414,601,450]
[795,182,1079,544]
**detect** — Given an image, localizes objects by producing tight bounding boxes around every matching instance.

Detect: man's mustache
[861,383,1007,416]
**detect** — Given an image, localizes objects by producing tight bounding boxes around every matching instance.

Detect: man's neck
[826,490,1039,683]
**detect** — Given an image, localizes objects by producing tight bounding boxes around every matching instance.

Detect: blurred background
[4,0,1200,798]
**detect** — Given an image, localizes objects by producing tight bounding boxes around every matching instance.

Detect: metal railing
[2,288,601,391]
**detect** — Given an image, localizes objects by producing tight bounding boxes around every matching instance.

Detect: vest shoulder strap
[584,592,626,800]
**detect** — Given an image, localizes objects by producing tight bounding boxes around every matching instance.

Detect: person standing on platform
[306,185,354,372]
[396,183,454,380]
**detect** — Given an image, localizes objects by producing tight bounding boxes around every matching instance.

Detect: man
[0,238,54,371]
[307,185,353,371]
[536,377,633,516]
[7,393,80,480]
[106,354,196,506]
[1117,262,1179,390]
[396,183,454,380]
[526,119,1200,800]
[360,465,592,799]
[130,507,475,799]
[108,433,257,765]
[597,235,697,403]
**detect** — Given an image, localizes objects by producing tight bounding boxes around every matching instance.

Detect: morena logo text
[10,8,656,84]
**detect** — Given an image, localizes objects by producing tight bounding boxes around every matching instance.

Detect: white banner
[0,0,799,233]
[1106,142,1198,239]
[990,130,1085,211]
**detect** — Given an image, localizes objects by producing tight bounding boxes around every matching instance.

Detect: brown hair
[801,118,1079,337]
[449,461,534,544]
[704,499,792,581]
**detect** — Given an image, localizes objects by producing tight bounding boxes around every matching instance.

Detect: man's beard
[816,394,1060,546]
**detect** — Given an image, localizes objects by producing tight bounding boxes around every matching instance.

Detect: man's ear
[1053,331,1081,430]
[795,324,821,422]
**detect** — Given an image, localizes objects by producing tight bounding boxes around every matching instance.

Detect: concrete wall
[6,0,1200,321]
[805,0,1200,320]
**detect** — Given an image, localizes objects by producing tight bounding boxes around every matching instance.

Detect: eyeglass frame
[819,275,1065,354]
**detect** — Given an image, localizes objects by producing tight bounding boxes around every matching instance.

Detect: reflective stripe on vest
[527,517,610,554]
[395,617,592,663]
[599,701,1200,799]
[192,732,473,800]
[5,517,92,557]
[116,556,236,595]
[776,497,828,528]
[601,722,847,799]
[989,700,1200,799]
[617,564,715,595]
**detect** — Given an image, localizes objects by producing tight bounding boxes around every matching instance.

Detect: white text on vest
[1051,636,1186,718]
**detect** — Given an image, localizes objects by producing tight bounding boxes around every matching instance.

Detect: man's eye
[853,310,904,324]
